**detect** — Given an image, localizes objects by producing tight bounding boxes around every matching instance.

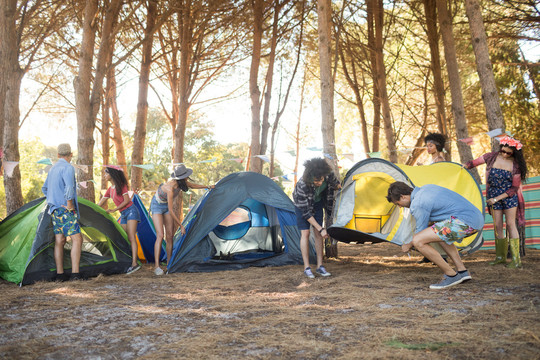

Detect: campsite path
[0,243,538,359]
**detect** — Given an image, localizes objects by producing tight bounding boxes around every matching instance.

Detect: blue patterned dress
[487,168,518,210]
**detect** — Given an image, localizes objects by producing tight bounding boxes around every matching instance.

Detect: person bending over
[386,181,484,289]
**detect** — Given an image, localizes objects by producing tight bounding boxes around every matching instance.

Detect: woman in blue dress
[466,136,528,268]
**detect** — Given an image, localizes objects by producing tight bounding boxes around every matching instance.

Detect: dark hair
[302,158,332,184]
[424,132,446,152]
[176,178,189,192]
[499,144,528,181]
[105,167,128,196]
[386,181,414,203]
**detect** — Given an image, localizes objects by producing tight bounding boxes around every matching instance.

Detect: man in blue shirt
[42,143,84,281]
[386,181,484,289]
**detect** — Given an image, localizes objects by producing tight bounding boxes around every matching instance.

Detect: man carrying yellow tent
[386,181,484,290]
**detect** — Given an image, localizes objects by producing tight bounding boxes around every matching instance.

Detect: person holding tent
[386,181,484,289]
[424,132,447,164]
[465,135,528,268]
[151,164,214,276]
[98,165,141,275]
[42,143,84,281]
[293,158,341,279]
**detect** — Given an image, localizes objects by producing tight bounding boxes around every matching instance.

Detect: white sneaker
[154,267,164,276]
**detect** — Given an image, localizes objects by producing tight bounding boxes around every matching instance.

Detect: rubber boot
[489,238,508,265]
[506,238,522,269]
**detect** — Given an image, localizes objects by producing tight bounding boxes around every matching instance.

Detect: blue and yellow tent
[328,159,485,254]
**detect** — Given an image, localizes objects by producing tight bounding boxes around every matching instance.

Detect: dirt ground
[0,243,538,360]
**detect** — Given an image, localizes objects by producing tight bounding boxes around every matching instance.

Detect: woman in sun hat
[150,164,214,275]
[465,135,528,268]
[98,165,142,275]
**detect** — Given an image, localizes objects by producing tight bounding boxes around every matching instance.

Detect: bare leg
[300,229,311,269]
[152,213,164,269]
[492,209,504,239]
[504,207,518,239]
[313,231,324,269]
[163,213,175,265]
[412,228,457,276]
[70,233,83,274]
[438,242,466,272]
[54,234,67,274]
[123,220,139,267]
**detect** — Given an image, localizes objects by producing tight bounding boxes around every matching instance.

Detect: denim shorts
[150,195,169,215]
[431,216,477,245]
[119,205,141,224]
[51,207,81,236]
[295,201,324,230]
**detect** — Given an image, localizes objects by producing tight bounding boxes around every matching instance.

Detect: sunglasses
[499,149,514,156]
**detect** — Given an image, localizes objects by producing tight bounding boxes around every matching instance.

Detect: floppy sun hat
[171,164,193,180]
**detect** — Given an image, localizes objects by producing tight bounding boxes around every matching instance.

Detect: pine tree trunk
[249,0,263,173]
[464,0,505,152]
[436,0,480,182]
[367,0,381,153]
[1,0,24,214]
[374,0,397,163]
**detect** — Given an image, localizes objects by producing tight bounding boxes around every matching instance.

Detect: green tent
[0,197,134,285]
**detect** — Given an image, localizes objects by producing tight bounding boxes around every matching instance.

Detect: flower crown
[498,135,522,150]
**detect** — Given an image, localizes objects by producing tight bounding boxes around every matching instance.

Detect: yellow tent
[328,159,484,254]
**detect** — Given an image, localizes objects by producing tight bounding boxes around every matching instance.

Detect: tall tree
[74,0,123,202]
[436,0,479,181]
[1,0,70,213]
[131,0,158,191]
[464,0,505,151]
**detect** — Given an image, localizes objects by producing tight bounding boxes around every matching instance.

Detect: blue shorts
[295,201,324,230]
[119,205,141,224]
[150,195,169,215]
[51,207,81,236]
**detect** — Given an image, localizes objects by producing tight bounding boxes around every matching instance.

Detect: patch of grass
[384,337,454,351]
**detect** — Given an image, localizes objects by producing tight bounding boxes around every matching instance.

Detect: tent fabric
[0,197,134,285]
[328,159,485,254]
[167,172,313,273]
[130,193,166,263]
[480,175,540,250]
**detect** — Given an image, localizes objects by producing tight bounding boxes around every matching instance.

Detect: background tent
[167,172,313,273]
[130,193,166,263]
[328,159,485,254]
[0,197,134,285]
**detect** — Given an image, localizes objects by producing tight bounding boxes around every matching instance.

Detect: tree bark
[367,0,381,153]
[131,0,157,191]
[108,70,127,173]
[1,0,24,213]
[423,0,450,158]
[248,0,264,173]
[464,0,505,152]
[374,0,397,163]
[436,0,480,182]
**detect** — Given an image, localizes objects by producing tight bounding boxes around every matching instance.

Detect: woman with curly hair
[465,136,528,268]
[98,165,141,274]
[293,158,341,279]
[424,132,447,164]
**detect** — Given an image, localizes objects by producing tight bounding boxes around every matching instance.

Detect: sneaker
[458,270,472,282]
[154,267,164,276]
[126,265,141,275]
[70,273,86,281]
[429,274,463,289]
[53,273,69,282]
[315,266,331,277]
[304,267,315,279]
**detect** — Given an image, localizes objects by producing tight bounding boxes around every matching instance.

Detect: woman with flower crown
[465,136,528,268]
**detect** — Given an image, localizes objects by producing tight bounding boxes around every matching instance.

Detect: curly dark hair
[302,158,332,184]
[105,167,128,196]
[386,181,414,203]
[499,144,528,181]
[424,132,446,152]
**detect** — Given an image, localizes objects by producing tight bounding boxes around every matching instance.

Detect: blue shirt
[42,158,79,216]
[410,184,484,234]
